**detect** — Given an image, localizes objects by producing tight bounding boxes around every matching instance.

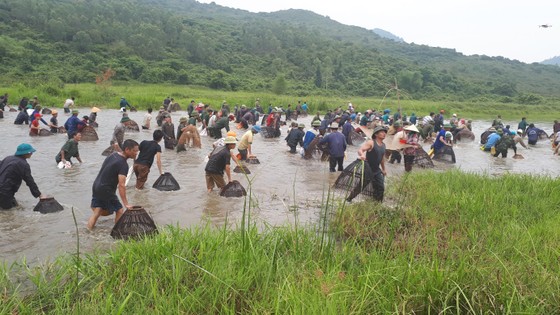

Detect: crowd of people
[0,94,557,229]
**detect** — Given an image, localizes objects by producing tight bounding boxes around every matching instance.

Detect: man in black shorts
[205,136,236,192]
[133,130,164,189]
[87,139,139,230]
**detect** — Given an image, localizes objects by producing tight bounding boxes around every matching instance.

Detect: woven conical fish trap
[33,197,64,214]
[349,130,365,146]
[333,159,376,200]
[101,145,115,156]
[413,147,434,168]
[246,156,260,164]
[81,126,99,141]
[261,126,280,138]
[233,164,251,174]
[432,146,456,164]
[123,120,140,132]
[219,180,247,197]
[38,129,52,136]
[152,172,181,191]
[110,206,158,240]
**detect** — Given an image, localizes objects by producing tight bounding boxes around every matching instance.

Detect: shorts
[90,196,123,214]
[64,108,70,114]
[205,172,226,190]
[238,149,248,160]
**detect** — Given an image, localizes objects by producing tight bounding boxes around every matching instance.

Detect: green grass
[2,82,559,121]
[2,170,560,313]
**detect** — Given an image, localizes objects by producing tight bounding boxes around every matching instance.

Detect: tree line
[1,0,560,103]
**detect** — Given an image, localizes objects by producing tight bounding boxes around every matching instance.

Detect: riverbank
[2,170,559,313]
[3,82,560,121]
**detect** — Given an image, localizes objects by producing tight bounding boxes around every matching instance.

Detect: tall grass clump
[2,170,560,313]
[332,169,560,313]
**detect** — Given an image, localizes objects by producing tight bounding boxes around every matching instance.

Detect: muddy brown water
[0,109,557,264]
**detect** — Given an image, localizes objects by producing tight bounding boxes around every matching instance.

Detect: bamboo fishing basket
[219,180,247,198]
[152,172,181,191]
[33,197,64,214]
[110,206,158,240]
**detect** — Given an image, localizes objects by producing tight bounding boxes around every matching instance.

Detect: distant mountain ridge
[372,28,405,43]
[0,0,560,101]
[541,56,560,66]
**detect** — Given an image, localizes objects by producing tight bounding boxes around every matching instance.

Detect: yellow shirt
[238,130,253,150]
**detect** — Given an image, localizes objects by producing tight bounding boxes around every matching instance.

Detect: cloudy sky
[197,0,558,64]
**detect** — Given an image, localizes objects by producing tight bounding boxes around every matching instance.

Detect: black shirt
[205,146,231,175]
[92,153,129,199]
[0,155,41,198]
[135,140,161,167]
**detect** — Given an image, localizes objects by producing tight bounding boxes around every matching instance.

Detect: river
[0,109,557,264]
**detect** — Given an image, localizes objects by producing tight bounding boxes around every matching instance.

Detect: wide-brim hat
[373,125,388,135]
[15,143,36,156]
[120,116,131,123]
[329,122,339,129]
[71,109,79,114]
[517,129,523,134]
[91,107,101,113]
[224,136,237,144]
[311,120,321,127]
[404,125,419,133]
[179,117,188,123]
[298,123,305,128]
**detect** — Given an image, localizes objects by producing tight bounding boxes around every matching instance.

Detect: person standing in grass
[349,125,388,202]
[119,97,132,112]
[88,139,139,230]
[133,130,163,190]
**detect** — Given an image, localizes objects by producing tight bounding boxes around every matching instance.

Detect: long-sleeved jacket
[285,128,305,148]
[0,155,41,198]
[319,131,347,158]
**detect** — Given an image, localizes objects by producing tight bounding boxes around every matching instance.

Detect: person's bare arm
[357,140,373,160]
[117,174,131,209]
[225,164,232,183]
[155,152,163,175]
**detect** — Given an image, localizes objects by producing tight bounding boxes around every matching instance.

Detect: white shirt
[143,113,152,127]
[422,115,434,125]
[63,99,74,109]
[208,115,217,128]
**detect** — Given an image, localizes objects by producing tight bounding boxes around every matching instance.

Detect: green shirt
[56,139,79,163]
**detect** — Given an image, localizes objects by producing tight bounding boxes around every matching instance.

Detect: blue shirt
[303,130,317,149]
[64,115,85,134]
[319,131,347,158]
[485,133,501,149]
[433,129,447,150]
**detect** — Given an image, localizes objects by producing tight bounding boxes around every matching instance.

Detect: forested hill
[1,0,560,102]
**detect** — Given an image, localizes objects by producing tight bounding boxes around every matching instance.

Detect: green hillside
[1,0,560,103]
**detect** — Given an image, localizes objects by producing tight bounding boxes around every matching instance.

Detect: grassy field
[2,170,560,313]
[2,82,560,121]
